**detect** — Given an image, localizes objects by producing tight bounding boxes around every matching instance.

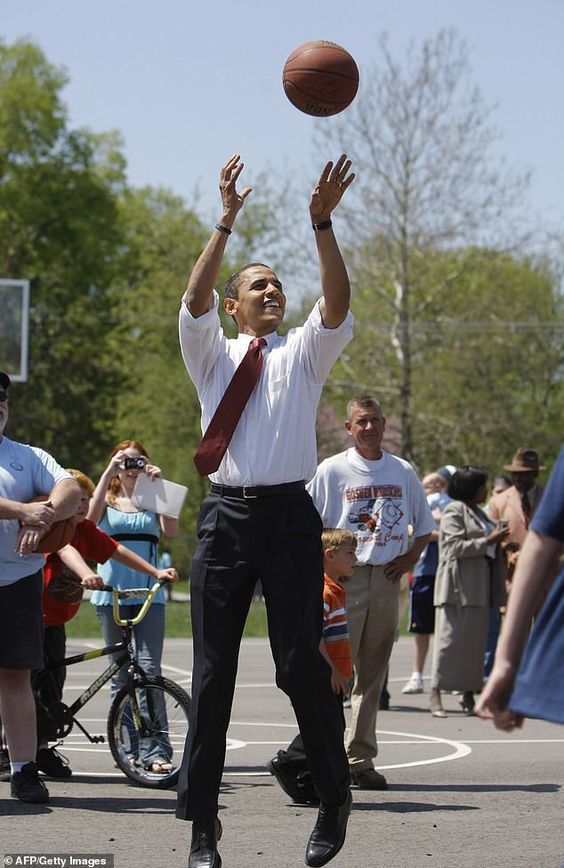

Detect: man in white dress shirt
[176,154,356,868]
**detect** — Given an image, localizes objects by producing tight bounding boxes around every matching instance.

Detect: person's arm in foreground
[184,154,252,317]
[476,529,563,730]
[311,155,355,328]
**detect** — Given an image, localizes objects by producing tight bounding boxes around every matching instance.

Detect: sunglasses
[0,390,9,402]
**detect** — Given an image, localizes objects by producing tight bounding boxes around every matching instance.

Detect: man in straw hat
[488,447,546,587]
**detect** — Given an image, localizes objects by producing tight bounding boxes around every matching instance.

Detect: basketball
[33,519,76,553]
[282,40,359,117]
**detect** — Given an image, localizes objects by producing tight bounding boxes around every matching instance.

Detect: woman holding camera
[88,439,179,772]
[429,466,509,718]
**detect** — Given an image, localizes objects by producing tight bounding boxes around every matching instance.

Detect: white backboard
[0,279,29,382]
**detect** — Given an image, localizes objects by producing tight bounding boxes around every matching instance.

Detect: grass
[65,579,411,640]
[66,594,269,639]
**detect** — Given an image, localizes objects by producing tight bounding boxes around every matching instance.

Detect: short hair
[223,262,270,300]
[66,468,95,496]
[448,466,489,504]
[322,528,357,552]
[346,395,383,420]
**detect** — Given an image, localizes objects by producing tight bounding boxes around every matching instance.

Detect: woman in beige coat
[430,467,508,717]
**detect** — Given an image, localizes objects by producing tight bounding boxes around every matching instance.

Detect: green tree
[0,40,127,464]
[316,29,536,464]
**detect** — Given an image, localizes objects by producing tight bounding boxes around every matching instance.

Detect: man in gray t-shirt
[0,371,80,803]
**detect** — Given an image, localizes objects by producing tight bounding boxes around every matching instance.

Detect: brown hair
[66,468,95,496]
[322,528,357,553]
[106,439,150,507]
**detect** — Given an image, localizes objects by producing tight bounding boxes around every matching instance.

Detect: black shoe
[379,688,390,710]
[460,691,475,715]
[0,748,10,782]
[305,790,352,867]
[11,762,49,803]
[267,753,319,805]
[188,818,222,868]
[37,745,72,778]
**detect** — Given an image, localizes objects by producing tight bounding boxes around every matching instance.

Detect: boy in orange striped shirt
[268,529,357,805]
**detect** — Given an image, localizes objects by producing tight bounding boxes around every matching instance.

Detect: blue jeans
[96,604,171,765]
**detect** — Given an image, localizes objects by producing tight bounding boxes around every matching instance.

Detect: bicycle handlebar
[100,580,167,627]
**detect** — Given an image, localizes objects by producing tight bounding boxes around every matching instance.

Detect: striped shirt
[322,574,353,680]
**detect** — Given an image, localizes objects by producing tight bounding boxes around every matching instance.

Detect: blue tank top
[90,506,165,606]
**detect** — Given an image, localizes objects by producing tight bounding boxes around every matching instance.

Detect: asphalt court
[2,635,563,868]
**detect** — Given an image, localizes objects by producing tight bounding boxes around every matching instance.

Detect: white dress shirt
[179,291,353,486]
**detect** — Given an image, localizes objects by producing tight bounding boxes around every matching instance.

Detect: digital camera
[123,457,146,470]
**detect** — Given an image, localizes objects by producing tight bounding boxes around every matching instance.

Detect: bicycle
[33,580,191,789]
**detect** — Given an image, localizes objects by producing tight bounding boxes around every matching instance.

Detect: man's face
[0,391,9,436]
[224,266,286,336]
[345,403,386,460]
[511,470,537,493]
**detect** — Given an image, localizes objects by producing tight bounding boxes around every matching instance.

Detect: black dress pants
[176,489,350,821]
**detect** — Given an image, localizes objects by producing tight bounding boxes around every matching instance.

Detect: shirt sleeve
[178,290,224,390]
[530,448,564,541]
[299,302,354,386]
[307,459,334,525]
[30,447,72,494]
[79,520,119,564]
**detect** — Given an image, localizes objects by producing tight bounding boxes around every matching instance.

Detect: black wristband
[312,219,332,231]
[215,223,232,235]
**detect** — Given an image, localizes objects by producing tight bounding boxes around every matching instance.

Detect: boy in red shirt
[267,528,357,805]
[36,469,178,778]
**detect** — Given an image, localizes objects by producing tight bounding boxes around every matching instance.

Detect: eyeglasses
[0,390,9,402]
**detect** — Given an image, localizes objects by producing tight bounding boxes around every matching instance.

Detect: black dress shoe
[305,790,352,867]
[267,752,320,805]
[188,818,222,868]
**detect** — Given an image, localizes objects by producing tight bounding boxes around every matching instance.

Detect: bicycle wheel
[108,675,191,789]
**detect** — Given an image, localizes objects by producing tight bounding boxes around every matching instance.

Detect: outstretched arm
[183,154,252,317]
[475,529,562,729]
[310,155,355,328]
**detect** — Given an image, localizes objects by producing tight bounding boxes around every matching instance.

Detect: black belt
[111,534,159,545]
[209,481,306,500]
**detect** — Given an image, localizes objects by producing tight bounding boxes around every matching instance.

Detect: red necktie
[193,337,266,476]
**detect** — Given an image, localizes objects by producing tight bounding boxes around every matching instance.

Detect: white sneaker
[402,675,423,694]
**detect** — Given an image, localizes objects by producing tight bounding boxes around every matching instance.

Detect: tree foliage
[0,40,126,463]
[314,29,547,465]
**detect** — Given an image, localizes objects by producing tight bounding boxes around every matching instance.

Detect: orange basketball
[33,519,76,553]
[283,40,359,117]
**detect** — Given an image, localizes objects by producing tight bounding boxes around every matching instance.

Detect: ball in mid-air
[282,40,359,117]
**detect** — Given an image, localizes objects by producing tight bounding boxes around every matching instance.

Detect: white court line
[456,738,564,744]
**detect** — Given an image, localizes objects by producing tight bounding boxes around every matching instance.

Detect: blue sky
[3,0,564,225]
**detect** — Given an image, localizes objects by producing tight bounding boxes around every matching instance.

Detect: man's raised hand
[310,154,355,222]
[219,154,252,223]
